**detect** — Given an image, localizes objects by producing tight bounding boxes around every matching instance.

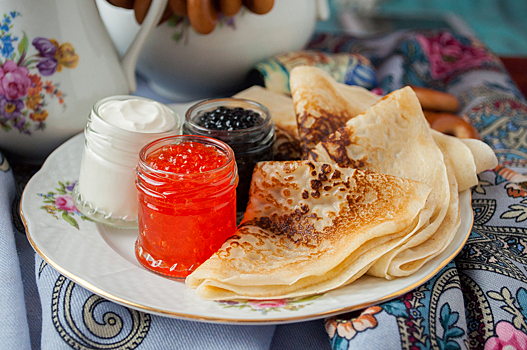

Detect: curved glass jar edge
[73,184,138,229]
[137,134,237,180]
[184,97,273,137]
[92,95,183,137]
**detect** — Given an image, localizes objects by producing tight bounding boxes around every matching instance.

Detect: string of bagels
[106,0,274,34]
[410,86,479,139]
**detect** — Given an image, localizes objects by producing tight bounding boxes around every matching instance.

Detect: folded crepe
[290,66,381,158]
[297,84,454,278]
[459,137,499,174]
[186,161,432,300]
[290,66,496,190]
[186,67,498,300]
[373,144,460,277]
[431,130,479,191]
[234,68,496,281]
[290,67,500,279]
[235,86,302,160]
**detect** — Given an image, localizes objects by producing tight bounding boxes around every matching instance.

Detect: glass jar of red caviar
[135,135,238,279]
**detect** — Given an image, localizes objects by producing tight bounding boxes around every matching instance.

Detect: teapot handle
[121,0,168,92]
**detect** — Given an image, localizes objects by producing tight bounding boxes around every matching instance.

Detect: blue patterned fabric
[251,51,377,94]
[35,256,277,349]
[308,29,527,350]
[2,28,527,349]
[0,155,31,350]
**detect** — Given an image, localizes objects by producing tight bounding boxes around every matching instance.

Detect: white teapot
[0,0,167,162]
[97,0,330,102]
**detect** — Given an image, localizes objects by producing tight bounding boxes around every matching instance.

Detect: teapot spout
[121,0,168,92]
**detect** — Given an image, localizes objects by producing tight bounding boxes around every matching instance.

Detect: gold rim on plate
[19,133,473,324]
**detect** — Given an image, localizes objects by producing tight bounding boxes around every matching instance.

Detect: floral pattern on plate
[217,295,323,314]
[38,180,89,229]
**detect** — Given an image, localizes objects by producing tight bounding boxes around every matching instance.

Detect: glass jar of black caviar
[183,98,275,214]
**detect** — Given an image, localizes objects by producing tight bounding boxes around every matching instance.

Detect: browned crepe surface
[290,66,381,158]
[186,161,431,299]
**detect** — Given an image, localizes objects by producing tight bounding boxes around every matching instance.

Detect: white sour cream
[75,96,181,228]
[98,98,176,132]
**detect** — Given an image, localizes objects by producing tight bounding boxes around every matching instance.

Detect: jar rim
[92,95,182,137]
[184,97,272,135]
[138,134,237,178]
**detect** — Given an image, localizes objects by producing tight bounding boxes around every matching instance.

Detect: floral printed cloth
[307,29,527,350]
[250,50,376,94]
[1,28,527,349]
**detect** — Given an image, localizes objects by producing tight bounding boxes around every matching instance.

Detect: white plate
[21,132,473,325]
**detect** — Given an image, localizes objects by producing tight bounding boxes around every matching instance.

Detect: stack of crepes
[186,66,497,300]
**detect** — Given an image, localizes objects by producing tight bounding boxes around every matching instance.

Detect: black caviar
[196,106,264,131]
[184,99,275,215]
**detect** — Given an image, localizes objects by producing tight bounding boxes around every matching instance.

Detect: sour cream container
[74,96,181,228]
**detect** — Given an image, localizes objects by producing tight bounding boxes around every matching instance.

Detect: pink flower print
[417,32,494,80]
[485,321,527,350]
[248,299,288,309]
[55,194,77,213]
[0,60,32,100]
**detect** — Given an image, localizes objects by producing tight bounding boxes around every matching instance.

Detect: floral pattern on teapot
[0,11,79,135]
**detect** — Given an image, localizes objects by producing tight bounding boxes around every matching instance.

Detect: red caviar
[135,136,238,279]
[147,142,227,173]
